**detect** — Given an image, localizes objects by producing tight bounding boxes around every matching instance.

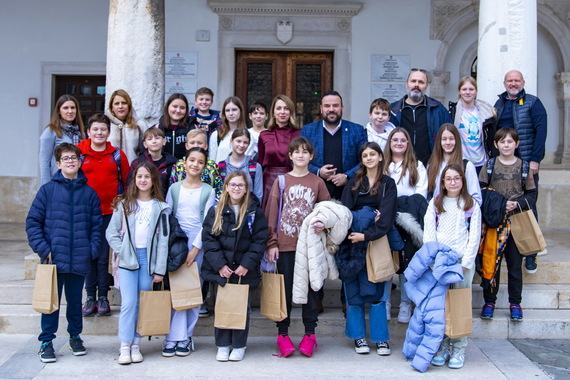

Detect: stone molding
[209,1,362,17]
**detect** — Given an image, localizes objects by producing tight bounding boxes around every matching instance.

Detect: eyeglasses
[60,156,79,163]
[444,176,462,183]
[391,138,408,144]
[411,68,427,74]
[228,183,246,190]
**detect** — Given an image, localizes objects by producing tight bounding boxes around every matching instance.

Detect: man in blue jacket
[390,69,450,165]
[26,143,102,363]
[301,91,367,200]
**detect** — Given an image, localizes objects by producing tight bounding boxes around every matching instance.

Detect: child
[27,143,102,363]
[366,98,396,152]
[129,128,177,197]
[157,93,191,160]
[209,96,249,163]
[170,129,224,199]
[189,87,222,139]
[217,128,263,202]
[478,127,536,321]
[248,102,268,159]
[265,136,330,358]
[339,142,397,356]
[202,171,268,362]
[424,164,481,369]
[162,147,216,356]
[77,113,130,318]
[426,123,481,205]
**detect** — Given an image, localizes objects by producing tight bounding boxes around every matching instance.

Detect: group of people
[26,68,546,372]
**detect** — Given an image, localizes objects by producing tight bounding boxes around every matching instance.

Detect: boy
[77,113,130,318]
[26,143,102,363]
[129,128,177,197]
[189,87,222,139]
[366,98,396,152]
[478,127,536,321]
[265,136,330,358]
[248,102,268,159]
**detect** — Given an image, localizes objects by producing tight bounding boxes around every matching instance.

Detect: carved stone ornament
[277,20,293,44]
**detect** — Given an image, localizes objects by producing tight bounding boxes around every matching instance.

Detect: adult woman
[208,96,248,163]
[157,93,192,160]
[105,89,144,163]
[257,95,301,210]
[39,95,85,184]
[449,76,496,172]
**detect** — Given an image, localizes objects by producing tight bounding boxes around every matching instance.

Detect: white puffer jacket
[293,201,352,304]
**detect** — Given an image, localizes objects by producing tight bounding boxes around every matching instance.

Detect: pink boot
[298,334,318,357]
[276,335,295,357]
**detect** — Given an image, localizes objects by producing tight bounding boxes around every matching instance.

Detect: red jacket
[77,140,129,215]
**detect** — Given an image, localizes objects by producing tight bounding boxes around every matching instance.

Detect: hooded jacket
[105,109,145,164]
[129,150,178,198]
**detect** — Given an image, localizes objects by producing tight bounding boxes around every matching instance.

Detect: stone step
[1,304,568,340]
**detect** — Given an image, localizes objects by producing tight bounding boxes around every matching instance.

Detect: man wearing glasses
[390,69,450,165]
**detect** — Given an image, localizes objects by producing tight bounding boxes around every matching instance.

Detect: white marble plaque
[371,55,410,82]
[165,80,197,101]
[371,83,406,103]
[166,52,198,78]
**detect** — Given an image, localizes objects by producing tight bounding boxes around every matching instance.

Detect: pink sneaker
[276,335,295,357]
[298,334,318,357]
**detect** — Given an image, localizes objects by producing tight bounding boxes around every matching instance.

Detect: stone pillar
[477,0,537,103]
[429,70,450,104]
[106,0,165,128]
[556,72,570,165]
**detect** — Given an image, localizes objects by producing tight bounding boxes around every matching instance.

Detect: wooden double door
[235,51,333,126]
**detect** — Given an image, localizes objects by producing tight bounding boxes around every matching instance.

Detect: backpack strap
[276,175,286,234]
[169,181,182,217]
[486,157,495,183]
[462,158,469,173]
[217,160,227,182]
[112,148,124,195]
[521,160,530,191]
[199,183,213,221]
[247,159,257,183]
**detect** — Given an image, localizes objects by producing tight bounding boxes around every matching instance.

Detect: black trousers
[215,290,251,348]
[483,235,523,304]
[85,214,112,298]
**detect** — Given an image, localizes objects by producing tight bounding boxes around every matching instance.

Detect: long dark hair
[112,162,164,215]
[427,123,463,193]
[434,163,474,213]
[162,93,189,130]
[219,96,247,140]
[47,94,85,139]
[383,127,419,186]
[352,142,384,196]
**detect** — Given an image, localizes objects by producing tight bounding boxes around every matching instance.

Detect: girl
[106,162,170,365]
[339,142,397,356]
[105,89,145,163]
[426,123,482,205]
[217,128,263,202]
[449,76,496,172]
[257,95,301,210]
[383,127,428,324]
[424,164,481,369]
[201,171,268,362]
[163,147,216,356]
[157,93,192,160]
[209,96,248,163]
[39,95,85,185]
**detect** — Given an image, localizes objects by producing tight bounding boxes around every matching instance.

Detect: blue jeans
[118,248,153,344]
[344,282,389,343]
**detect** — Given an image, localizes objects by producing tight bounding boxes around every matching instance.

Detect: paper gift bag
[169,263,203,311]
[214,279,249,330]
[392,250,400,273]
[32,263,59,314]
[366,236,395,283]
[137,286,171,336]
[444,287,473,339]
[260,270,287,322]
[510,209,547,256]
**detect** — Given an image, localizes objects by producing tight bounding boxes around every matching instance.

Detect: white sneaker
[537,249,548,256]
[216,346,230,362]
[130,345,143,363]
[229,347,246,361]
[386,301,391,321]
[118,346,131,365]
[354,338,370,354]
[397,301,412,323]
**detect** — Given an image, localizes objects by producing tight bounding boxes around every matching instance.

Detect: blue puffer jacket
[402,242,464,373]
[26,170,102,276]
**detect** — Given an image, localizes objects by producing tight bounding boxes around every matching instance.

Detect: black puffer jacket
[201,197,268,287]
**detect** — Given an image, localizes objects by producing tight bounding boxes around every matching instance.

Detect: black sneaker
[39,341,56,363]
[162,341,177,357]
[525,256,538,274]
[69,335,86,356]
[175,338,193,356]
[376,341,391,356]
[354,338,370,354]
[82,297,97,317]
[96,296,111,316]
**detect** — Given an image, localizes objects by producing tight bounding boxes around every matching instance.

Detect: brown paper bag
[392,250,400,273]
[137,286,171,336]
[366,236,395,283]
[260,271,287,322]
[444,287,473,338]
[214,279,249,330]
[32,263,59,314]
[169,263,203,311]
[510,209,547,256]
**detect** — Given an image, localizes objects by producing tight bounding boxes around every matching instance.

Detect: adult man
[301,91,367,199]
[494,70,547,274]
[390,69,450,165]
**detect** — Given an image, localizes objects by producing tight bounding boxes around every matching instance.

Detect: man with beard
[390,69,450,165]
[301,91,367,199]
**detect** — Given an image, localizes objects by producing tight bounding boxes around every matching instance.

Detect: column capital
[428,70,450,104]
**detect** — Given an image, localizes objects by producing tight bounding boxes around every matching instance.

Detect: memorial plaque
[371,83,407,103]
[371,55,410,82]
[165,80,197,101]
[166,52,198,78]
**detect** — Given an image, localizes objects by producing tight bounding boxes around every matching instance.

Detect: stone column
[429,70,450,105]
[556,72,570,165]
[106,0,165,128]
[477,0,537,103]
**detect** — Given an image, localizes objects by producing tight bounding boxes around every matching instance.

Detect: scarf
[62,123,81,145]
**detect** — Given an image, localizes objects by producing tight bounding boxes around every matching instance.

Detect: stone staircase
[1,223,569,339]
